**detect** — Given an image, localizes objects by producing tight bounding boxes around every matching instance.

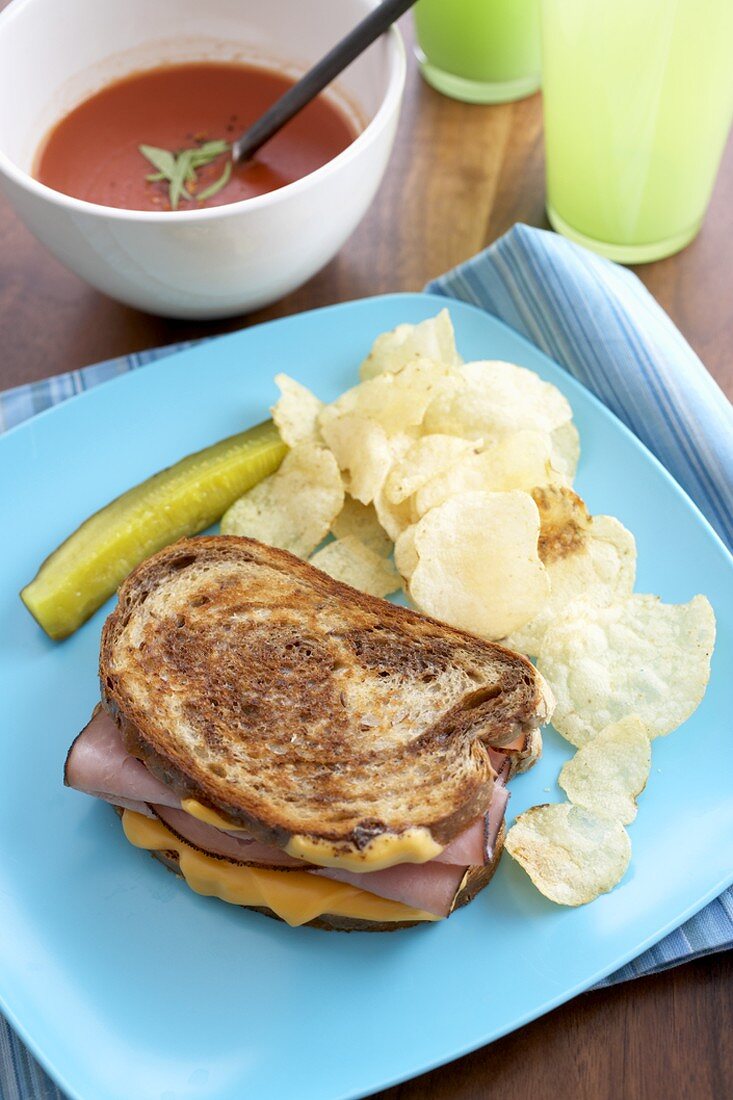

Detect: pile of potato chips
[221,310,717,907]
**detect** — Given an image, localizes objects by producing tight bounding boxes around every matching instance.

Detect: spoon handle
[232,0,416,164]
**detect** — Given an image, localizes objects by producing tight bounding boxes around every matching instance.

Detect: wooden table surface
[1,14,731,1100]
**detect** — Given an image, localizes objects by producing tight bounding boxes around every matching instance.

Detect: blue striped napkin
[1,224,731,1098]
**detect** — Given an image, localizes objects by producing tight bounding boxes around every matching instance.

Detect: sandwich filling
[122,811,441,926]
[66,707,522,924]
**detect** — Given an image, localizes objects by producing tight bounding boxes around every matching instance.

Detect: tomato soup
[35,62,359,211]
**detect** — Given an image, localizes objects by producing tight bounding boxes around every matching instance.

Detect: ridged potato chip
[320,358,457,438]
[505,487,636,656]
[331,498,392,558]
[359,309,461,381]
[374,485,414,542]
[369,433,422,541]
[309,536,401,598]
[559,716,651,824]
[271,374,323,447]
[413,430,558,519]
[551,421,580,482]
[538,594,716,746]
[505,803,631,905]
[320,414,392,505]
[535,486,592,561]
[407,490,550,639]
[384,435,478,505]
[394,524,419,581]
[424,360,572,440]
[221,444,344,558]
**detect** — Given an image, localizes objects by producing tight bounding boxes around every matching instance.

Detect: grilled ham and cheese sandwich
[65,536,553,930]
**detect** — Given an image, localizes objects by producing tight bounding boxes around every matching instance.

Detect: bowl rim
[0,0,406,223]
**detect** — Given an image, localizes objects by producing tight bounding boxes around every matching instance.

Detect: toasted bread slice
[101,537,551,861]
[149,824,505,932]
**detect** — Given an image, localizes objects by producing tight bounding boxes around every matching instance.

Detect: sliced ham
[153,805,303,868]
[312,773,510,915]
[438,771,508,865]
[314,862,468,918]
[155,789,508,870]
[65,709,180,809]
[103,797,155,817]
[152,802,504,873]
[152,804,467,917]
[487,746,511,776]
[490,728,541,777]
[434,817,486,865]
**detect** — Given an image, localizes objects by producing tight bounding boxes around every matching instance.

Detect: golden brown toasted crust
[150,823,506,932]
[502,728,543,779]
[101,537,550,854]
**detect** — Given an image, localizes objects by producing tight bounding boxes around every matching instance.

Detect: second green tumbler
[541,0,733,262]
[414,0,541,105]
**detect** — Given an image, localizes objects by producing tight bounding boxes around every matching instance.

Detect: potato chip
[559,716,651,824]
[551,421,580,482]
[359,309,461,380]
[221,443,344,558]
[394,524,419,581]
[537,594,716,746]
[423,360,572,440]
[320,358,457,438]
[374,485,414,542]
[331,498,392,558]
[407,490,550,640]
[533,485,591,560]
[367,433,422,541]
[505,487,636,656]
[309,536,401,598]
[371,358,459,434]
[384,435,478,505]
[505,803,631,906]
[413,430,558,518]
[271,374,322,447]
[320,414,393,505]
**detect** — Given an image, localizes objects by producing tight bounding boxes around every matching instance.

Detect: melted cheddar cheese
[180,798,249,831]
[122,811,438,926]
[180,798,444,872]
[285,828,443,872]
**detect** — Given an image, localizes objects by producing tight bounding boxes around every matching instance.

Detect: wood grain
[374,953,733,1100]
[0,9,730,1100]
[1,17,731,393]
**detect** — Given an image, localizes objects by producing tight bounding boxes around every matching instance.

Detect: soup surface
[35,62,359,211]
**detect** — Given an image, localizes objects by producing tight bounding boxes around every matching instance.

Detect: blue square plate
[1,293,732,1100]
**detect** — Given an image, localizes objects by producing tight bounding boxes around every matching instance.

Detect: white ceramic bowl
[0,0,405,319]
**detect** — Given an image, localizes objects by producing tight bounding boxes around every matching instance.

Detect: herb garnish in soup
[35,62,359,211]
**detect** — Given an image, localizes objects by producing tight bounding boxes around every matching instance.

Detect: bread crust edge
[100,536,547,852]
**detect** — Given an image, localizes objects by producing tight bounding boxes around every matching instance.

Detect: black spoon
[232,0,416,165]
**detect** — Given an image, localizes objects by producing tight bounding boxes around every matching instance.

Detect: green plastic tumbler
[414,0,541,105]
[541,0,733,263]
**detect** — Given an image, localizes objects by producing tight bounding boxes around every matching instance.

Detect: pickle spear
[21,420,287,640]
